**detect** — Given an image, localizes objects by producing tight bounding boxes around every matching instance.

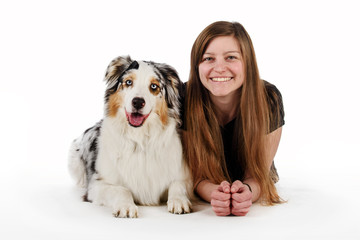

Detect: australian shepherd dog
[68,56,192,218]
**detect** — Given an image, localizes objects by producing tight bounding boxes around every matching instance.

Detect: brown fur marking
[108,90,123,117]
[156,98,168,125]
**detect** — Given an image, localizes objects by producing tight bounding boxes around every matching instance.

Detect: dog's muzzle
[125,97,150,127]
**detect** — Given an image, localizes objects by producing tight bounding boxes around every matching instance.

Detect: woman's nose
[213,59,226,72]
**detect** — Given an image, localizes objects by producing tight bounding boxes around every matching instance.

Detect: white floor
[2,166,359,240]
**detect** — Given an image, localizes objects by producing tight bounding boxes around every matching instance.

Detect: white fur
[122,62,156,116]
[88,116,191,217]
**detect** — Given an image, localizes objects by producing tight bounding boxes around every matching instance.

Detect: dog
[68,56,192,218]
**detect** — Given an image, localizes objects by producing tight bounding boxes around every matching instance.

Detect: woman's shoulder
[178,81,187,105]
[179,80,187,94]
[262,80,285,132]
[263,80,282,98]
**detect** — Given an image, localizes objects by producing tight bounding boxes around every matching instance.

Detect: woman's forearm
[243,177,261,202]
[195,180,219,202]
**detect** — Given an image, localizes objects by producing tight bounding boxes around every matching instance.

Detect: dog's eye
[125,80,133,86]
[150,83,158,90]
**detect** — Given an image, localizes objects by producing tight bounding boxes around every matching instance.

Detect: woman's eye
[150,83,158,90]
[203,57,213,62]
[227,56,236,60]
[125,80,132,86]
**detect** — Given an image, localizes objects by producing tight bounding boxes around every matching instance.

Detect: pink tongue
[129,113,145,127]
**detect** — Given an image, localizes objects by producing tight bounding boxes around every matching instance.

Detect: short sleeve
[179,81,187,130]
[264,80,285,133]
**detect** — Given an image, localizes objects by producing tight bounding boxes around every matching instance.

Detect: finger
[212,206,231,216]
[211,199,231,208]
[230,180,244,193]
[218,181,231,193]
[231,199,252,210]
[231,207,250,216]
[231,191,252,203]
[211,190,231,201]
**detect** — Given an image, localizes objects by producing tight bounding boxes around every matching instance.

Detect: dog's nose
[132,97,145,110]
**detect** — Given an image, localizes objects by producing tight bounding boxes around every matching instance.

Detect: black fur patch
[127,60,139,71]
[89,138,97,152]
[78,120,102,187]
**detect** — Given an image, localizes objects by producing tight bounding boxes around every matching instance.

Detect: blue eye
[150,83,158,90]
[125,80,132,86]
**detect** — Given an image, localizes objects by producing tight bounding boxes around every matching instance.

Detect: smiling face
[198,36,244,102]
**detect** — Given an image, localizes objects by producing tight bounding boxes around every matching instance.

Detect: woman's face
[198,36,244,100]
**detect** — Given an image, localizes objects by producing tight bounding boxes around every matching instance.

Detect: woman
[182,21,285,216]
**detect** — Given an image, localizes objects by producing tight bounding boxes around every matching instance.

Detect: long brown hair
[183,21,282,205]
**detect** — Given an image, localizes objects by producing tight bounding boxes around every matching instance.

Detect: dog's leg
[87,178,138,218]
[167,180,192,214]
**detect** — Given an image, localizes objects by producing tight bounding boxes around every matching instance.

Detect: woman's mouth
[210,77,233,82]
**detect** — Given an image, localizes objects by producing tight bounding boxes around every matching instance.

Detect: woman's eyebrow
[224,51,241,54]
[203,51,240,55]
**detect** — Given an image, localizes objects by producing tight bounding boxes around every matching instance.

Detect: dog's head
[103,56,181,128]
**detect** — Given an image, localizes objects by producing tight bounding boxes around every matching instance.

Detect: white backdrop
[1,0,359,239]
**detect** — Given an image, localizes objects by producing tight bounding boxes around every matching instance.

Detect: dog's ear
[104,56,137,102]
[104,55,133,87]
[153,63,182,120]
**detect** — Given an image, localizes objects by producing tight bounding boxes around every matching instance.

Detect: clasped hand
[210,180,252,216]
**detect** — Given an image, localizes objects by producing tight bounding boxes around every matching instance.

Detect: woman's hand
[197,179,254,216]
[210,181,231,216]
[230,180,252,216]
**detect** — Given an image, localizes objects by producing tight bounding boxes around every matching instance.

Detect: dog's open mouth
[125,111,151,127]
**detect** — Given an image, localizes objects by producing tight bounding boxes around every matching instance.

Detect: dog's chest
[96,122,183,205]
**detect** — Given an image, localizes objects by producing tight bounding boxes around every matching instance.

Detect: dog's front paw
[113,203,139,218]
[167,198,192,214]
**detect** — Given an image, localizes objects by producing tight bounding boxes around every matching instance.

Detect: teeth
[211,77,232,82]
